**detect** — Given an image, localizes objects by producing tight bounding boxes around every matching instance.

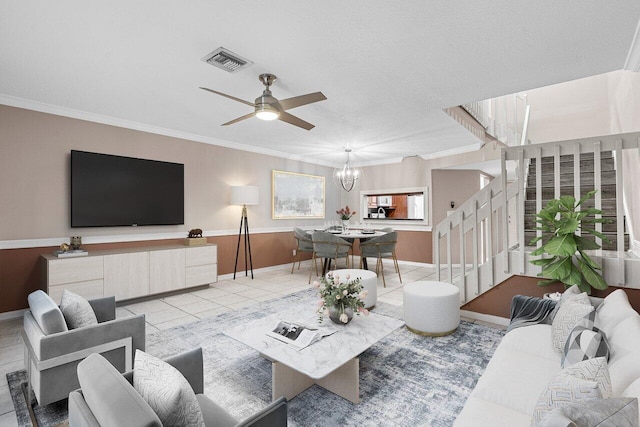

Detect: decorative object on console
[185,228,207,246]
[316,271,367,324]
[529,190,609,294]
[333,148,360,192]
[70,236,82,250]
[231,185,259,280]
[60,243,70,252]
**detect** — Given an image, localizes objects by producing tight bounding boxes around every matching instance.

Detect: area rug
[8,288,505,427]
[6,370,68,427]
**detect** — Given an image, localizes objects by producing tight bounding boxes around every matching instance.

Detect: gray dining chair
[291,227,317,275]
[359,231,402,287]
[310,232,353,282]
[380,227,394,232]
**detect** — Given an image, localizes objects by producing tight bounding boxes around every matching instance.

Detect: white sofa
[454,289,640,426]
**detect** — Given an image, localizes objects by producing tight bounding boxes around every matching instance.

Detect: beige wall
[0,105,339,242]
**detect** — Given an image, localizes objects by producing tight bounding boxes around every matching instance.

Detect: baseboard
[460,310,509,327]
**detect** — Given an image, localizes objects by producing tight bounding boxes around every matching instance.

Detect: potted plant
[529,190,609,294]
[336,206,356,230]
[315,272,368,324]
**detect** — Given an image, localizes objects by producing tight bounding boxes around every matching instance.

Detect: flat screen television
[71,150,184,227]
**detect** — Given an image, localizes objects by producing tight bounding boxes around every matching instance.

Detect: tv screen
[71,150,184,227]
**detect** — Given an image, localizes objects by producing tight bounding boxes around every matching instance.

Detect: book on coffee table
[266,320,337,351]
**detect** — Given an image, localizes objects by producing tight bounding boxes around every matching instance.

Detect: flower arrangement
[336,205,356,220]
[315,272,369,324]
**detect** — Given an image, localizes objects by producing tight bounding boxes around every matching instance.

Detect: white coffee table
[225,302,403,403]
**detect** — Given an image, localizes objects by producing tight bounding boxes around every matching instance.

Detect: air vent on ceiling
[201,47,252,73]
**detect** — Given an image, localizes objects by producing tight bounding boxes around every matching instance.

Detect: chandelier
[334,148,361,192]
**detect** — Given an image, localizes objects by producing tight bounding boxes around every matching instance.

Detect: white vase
[342,220,349,231]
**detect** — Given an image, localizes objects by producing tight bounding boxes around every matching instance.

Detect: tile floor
[0,258,497,425]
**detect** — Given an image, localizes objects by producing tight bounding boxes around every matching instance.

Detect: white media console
[42,244,217,303]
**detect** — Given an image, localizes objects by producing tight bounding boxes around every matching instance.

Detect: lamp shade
[230,186,259,206]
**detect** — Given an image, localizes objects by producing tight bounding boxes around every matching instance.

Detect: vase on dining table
[328,305,354,325]
[342,220,349,232]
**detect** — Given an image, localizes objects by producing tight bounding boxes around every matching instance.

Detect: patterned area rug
[7,289,505,427]
[6,370,68,427]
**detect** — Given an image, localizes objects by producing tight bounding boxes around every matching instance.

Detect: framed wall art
[272,170,325,219]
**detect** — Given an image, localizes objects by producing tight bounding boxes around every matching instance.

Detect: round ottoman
[403,281,460,336]
[330,269,377,309]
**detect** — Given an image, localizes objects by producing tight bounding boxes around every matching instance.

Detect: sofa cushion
[561,325,609,368]
[548,285,582,323]
[77,353,161,427]
[531,358,612,426]
[542,397,638,427]
[595,289,638,337]
[59,289,98,329]
[551,295,593,353]
[499,324,559,361]
[470,347,561,415]
[134,350,205,427]
[27,290,68,335]
[453,396,531,427]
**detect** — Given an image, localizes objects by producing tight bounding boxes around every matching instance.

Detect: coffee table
[225,302,404,403]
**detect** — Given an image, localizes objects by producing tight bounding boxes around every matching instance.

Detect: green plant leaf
[529,236,542,245]
[579,262,608,290]
[582,229,609,242]
[557,218,579,235]
[537,279,557,286]
[577,190,597,207]
[559,195,576,210]
[578,250,601,270]
[566,263,582,286]
[577,281,592,294]
[530,258,555,266]
[542,257,573,281]
[574,234,601,250]
[543,235,577,256]
[530,246,546,256]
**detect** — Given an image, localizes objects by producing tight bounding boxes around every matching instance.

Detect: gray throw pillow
[133,350,205,427]
[531,358,612,426]
[59,290,98,329]
[562,324,610,368]
[548,285,582,323]
[543,397,638,427]
[551,294,593,353]
[27,290,68,335]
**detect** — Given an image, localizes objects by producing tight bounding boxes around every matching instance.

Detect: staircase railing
[435,132,640,303]
[462,93,530,146]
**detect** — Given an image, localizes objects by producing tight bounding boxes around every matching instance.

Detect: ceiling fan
[199,74,326,131]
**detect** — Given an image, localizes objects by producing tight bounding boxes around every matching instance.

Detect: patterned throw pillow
[551,294,593,353]
[133,350,205,427]
[59,289,98,329]
[548,285,582,323]
[562,324,610,368]
[531,358,612,426]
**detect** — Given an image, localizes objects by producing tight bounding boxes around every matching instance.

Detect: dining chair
[310,232,353,282]
[291,227,317,275]
[380,227,394,232]
[359,231,402,287]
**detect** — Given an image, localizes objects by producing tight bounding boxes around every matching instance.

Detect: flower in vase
[336,206,356,220]
[339,313,349,323]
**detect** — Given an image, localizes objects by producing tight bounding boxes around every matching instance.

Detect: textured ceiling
[1,1,639,167]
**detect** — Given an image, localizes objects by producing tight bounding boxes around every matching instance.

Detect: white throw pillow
[531,358,611,426]
[133,350,205,427]
[59,289,98,329]
[551,294,593,353]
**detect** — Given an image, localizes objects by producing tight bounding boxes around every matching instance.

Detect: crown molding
[624,17,640,72]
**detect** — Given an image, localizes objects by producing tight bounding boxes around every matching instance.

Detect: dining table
[310,229,388,274]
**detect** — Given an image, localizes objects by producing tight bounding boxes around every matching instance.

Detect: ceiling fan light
[255,104,280,121]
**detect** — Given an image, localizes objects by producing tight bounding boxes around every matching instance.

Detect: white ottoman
[403,281,460,336]
[330,269,377,309]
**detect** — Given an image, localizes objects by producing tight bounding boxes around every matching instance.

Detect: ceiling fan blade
[278,92,327,111]
[199,87,255,107]
[222,112,255,126]
[278,111,315,130]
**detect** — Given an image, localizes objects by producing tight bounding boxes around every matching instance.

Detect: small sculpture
[60,243,70,252]
[188,228,203,238]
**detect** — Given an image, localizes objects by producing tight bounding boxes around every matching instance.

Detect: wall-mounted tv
[71,150,184,227]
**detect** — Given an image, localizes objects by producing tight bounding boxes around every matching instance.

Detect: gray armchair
[291,227,316,275]
[22,290,145,406]
[69,348,288,427]
[311,232,352,281]
[359,231,402,287]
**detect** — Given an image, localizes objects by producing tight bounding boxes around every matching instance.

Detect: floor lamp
[231,186,259,279]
